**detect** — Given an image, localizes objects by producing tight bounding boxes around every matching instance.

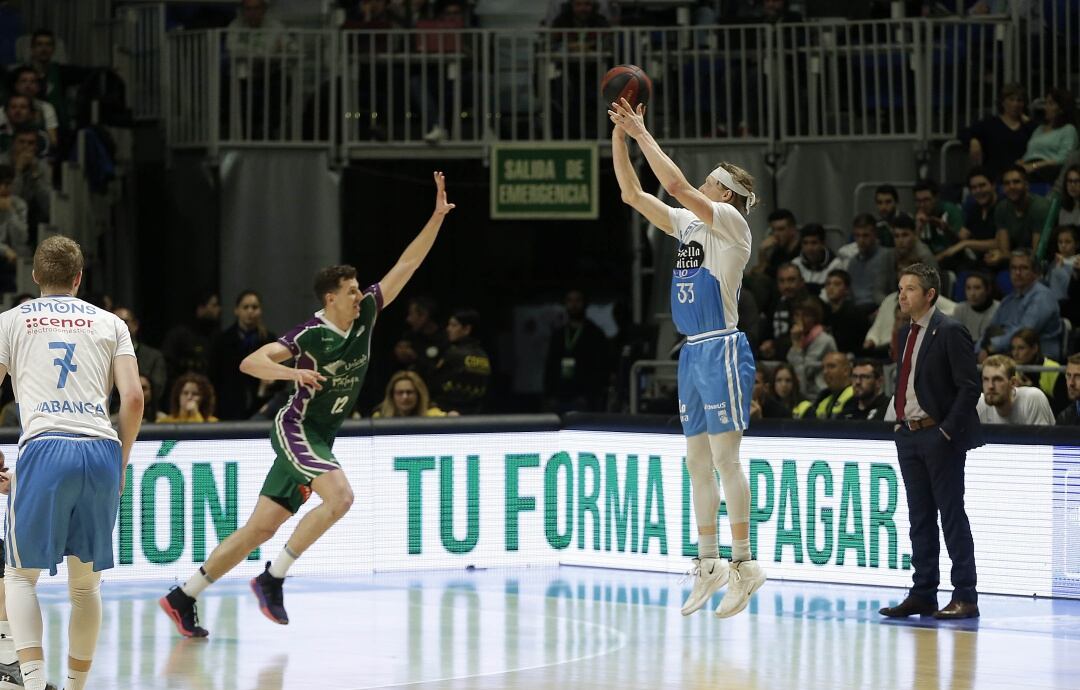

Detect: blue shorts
[6,434,122,575]
[678,330,755,436]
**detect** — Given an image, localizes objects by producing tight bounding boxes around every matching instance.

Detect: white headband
[708,166,757,213]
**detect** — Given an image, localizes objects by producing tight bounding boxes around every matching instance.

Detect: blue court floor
[30,566,1080,689]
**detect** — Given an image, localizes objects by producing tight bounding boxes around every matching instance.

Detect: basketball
[601,64,652,109]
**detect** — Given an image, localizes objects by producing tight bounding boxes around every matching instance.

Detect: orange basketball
[601,64,652,108]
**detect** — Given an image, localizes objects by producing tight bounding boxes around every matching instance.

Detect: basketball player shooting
[608,98,766,618]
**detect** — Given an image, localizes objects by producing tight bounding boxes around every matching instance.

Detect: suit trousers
[895,426,978,604]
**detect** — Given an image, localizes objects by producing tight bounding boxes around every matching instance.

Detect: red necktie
[894,323,921,421]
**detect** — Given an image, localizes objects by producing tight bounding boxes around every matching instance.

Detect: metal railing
[118,3,167,121]
[157,14,1074,153]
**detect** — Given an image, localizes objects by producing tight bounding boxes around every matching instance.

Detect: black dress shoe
[879,595,938,618]
[934,600,980,619]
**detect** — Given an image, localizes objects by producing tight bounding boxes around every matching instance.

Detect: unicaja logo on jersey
[674,241,704,277]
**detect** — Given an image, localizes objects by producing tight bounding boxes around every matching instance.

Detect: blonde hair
[376,370,432,418]
[713,162,759,216]
[983,354,1017,380]
[33,236,83,290]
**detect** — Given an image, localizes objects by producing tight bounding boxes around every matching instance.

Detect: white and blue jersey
[669,204,756,436]
[0,296,134,574]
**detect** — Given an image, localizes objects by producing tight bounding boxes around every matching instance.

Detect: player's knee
[68,572,101,606]
[327,488,354,520]
[248,522,279,545]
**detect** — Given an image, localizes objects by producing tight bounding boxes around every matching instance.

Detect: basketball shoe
[251,562,289,625]
[680,557,730,616]
[714,561,766,618]
[159,586,209,638]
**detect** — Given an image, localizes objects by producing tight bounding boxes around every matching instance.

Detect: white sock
[65,668,89,690]
[268,545,299,579]
[698,533,719,560]
[0,621,16,664]
[20,659,46,690]
[732,537,751,563]
[181,567,214,599]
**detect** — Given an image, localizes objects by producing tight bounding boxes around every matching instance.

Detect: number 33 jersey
[668,203,752,338]
[274,285,382,444]
[0,296,134,444]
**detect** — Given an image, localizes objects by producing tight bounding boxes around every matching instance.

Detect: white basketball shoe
[714,560,766,618]
[680,557,730,616]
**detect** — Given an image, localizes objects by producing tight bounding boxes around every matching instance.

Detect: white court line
[345,603,629,689]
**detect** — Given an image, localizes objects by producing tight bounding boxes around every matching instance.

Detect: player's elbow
[664,179,694,198]
[121,386,144,415]
[239,354,258,377]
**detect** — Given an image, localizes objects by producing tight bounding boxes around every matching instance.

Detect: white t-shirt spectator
[976,386,1055,425]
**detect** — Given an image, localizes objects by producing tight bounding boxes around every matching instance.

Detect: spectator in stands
[839,359,890,421]
[227,0,288,53]
[951,273,999,344]
[432,308,491,414]
[1019,88,1078,183]
[392,295,446,388]
[544,0,615,25]
[746,208,799,313]
[551,0,611,50]
[787,297,836,398]
[139,375,167,423]
[822,268,865,355]
[846,212,895,309]
[976,354,1054,425]
[29,29,78,137]
[979,249,1062,360]
[1048,225,1078,302]
[225,0,292,138]
[0,163,26,292]
[0,126,51,242]
[1058,164,1080,226]
[792,223,843,295]
[162,290,222,386]
[892,213,938,270]
[759,262,807,360]
[939,167,1001,270]
[995,164,1051,254]
[1010,327,1068,413]
[1057,354,1080,425]
[771,362,810,418]
[801,351,854,420]
[964,82,1035,184]
[549,0,612,138]
[544,288,610,413]
[114,306,168,413]
[210,289,276,420]
[749,366,791,420]
[760,0,802,22]
[0,94,45,155]
[752,209,801,279]
[913,178,962,259]
[373,370,449,417]
[874,184,901,246]
[160,373,220,423]
[10,65,56,150]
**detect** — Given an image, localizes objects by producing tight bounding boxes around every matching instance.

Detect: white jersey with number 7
[0,295,134,444]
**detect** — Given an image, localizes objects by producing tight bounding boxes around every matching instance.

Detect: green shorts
[260,425,341,514]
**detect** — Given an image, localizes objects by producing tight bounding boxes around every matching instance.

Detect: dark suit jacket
[895,308,984,451]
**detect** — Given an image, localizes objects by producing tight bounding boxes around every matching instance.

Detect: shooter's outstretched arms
[611,123,675,236]
[609,98,716,228]
[379,171,456,308]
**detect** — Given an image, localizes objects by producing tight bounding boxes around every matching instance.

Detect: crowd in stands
[741,82,1079,427]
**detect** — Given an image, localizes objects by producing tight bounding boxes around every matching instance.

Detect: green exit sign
[490,143,598,220]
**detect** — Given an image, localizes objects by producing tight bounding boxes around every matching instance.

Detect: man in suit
[880,263,983,620]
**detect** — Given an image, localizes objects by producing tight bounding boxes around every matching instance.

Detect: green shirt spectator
[995,165,1051,251]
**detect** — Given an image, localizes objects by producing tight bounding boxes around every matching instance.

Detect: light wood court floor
[30,567,1080,689]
